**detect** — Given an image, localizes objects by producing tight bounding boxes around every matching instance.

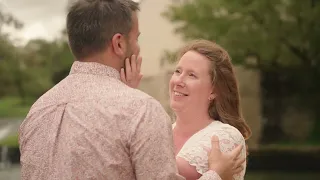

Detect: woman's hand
[120,54,143,89]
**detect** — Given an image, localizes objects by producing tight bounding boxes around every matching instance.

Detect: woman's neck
[174,111,213,137]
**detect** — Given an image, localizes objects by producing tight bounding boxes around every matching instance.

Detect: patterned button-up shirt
[19,61,221,180]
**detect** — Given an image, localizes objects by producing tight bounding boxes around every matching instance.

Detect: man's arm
[128,98,184,180]
[128,98,225,180]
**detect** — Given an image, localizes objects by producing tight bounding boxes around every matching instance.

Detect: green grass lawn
[0,96,32,118]
[245,171,320,180]
[0,96,31,147]
[0,134,19,147]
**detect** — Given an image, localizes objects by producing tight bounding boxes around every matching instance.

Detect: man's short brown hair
[66,0,140,60]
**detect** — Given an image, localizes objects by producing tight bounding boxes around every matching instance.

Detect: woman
[169,40,251,180]
[122,39,251,180]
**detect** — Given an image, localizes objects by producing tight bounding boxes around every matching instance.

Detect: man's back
[19,61,177,180]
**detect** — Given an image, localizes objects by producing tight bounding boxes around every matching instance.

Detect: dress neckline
[173,121,221,156]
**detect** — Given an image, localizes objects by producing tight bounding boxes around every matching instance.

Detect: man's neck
[79,52,122,72]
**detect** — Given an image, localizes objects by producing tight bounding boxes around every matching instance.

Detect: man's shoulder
[124,86,153,100]
[118,86,162,110]
[26,84,63,116]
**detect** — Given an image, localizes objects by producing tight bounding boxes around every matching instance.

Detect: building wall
[138,0,183,76]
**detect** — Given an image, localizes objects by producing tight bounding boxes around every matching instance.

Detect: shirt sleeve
[198,170,222,180]
[128,98,185,180]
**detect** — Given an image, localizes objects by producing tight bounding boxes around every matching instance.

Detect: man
[19,0,245,179]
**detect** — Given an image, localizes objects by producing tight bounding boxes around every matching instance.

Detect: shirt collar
[69,61,120,80]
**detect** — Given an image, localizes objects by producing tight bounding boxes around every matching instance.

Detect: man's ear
[111,33,126,57]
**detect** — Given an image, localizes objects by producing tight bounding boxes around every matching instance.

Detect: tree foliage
[0,11,73,101]
[163,0,320,69]
[0,4,24,98]
[0,4,73,115]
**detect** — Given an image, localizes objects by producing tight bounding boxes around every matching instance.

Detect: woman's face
[169,50,214,113]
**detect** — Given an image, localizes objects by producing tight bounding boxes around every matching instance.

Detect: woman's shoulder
[207,121,245,144]
[180,121,245,147]
[180,121,245,156]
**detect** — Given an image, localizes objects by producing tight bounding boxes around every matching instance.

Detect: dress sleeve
[177,124,246,180]
[198,170,222,180]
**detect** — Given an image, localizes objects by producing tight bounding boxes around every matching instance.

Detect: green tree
[163,0,320,143]
[0,3,24,98]
[20,35,74,98]
[50,29,74,84]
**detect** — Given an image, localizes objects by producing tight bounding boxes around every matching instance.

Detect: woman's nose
[175,75,185,87]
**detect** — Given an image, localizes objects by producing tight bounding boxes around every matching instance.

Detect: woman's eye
[174,69,181,74]
[189,73,196,78]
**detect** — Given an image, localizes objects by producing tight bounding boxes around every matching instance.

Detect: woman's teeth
[174,92,186,96]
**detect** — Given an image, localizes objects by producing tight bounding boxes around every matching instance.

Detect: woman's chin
[170,102,184,113]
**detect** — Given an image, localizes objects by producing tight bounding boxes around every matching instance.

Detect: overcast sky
[1,0,142,44]
[2,0,68,44]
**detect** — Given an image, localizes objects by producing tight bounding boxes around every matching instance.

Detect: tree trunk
[260,69,286,144]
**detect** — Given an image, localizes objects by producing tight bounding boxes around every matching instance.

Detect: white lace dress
[173,121,246,180]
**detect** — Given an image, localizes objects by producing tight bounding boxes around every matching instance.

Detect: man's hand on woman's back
[207,135,245,179]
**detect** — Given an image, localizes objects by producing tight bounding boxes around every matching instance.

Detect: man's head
[66,0,140,69]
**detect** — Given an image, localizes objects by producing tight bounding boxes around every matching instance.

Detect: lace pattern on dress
[175,121,246,179]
